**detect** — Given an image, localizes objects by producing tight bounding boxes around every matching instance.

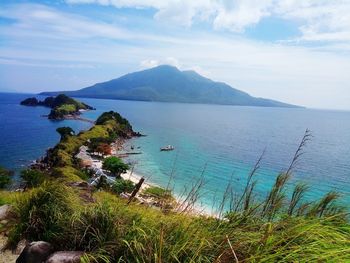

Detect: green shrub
[51,167,85,182]
[102,157,129,177]
[95,111,131,129]
[69,203,120,253]
[56,126,75,141]
[143,186,173,200]
[0,167,12,189]
[112,179,135,194]
[20,169,45,187]
[9,182,74,246]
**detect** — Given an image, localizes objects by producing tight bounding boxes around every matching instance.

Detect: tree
[88,139,112,157]
[0,167,13,189]
[102,156,129,177]
[56,127,75,140]
[96,143,112,157]
[112,179,135,194]
[21,169,45,187]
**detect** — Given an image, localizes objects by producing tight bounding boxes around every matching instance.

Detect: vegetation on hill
[20,94,95,120]
[102,156,129,178]
[0,113,349,262]
[40,65,298,107]
[111,179,135,194]
[56,126,75,140]
[0,167,13,189]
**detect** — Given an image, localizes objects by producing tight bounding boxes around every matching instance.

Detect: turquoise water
[1,93,349,209]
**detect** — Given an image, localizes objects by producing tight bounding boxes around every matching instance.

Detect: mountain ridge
[40,65,299,108]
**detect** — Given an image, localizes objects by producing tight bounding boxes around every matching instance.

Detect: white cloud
[213,0,274,32]
[140,57,181,69]
[140,59,160,68]
[276,0,350,43]
[0,3,130,40]
[140,58,211,77]
[65,0,350,43]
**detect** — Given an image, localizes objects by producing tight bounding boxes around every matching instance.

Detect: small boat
[160,145,175,151]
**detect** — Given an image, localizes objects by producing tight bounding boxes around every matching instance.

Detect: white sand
[120,170,153,190]
[77,146,212,216]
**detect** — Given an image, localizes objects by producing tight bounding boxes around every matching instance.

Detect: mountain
[40,65,298,107]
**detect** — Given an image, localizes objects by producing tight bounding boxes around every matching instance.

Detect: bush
[9,182,74,246]
[112,179,135,194]
[95,111,131,128]
[69,203,119,253]
[0,167,12,189]
[56,126,75,140]
[21,169,45,187]
[102,157,129,177]
[143,186,173,200]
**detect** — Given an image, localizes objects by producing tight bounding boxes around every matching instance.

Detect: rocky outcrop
[45,251,84,263]
[20,98,39,106]
[0,205,13,221]
[16,241,54,263]
[16,241,84,263]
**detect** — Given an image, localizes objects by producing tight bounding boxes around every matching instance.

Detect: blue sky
[1,0,350,109]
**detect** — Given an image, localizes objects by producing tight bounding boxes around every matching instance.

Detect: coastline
[120,170,153,191]
[83,143,211,216]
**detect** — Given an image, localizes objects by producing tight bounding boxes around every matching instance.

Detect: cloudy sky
[1,0,350,109]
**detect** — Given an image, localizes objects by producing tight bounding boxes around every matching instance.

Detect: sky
[0,0,350,109]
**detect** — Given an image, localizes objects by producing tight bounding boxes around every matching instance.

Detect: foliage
[49,104,77,119]
[56,126,75,140]
[20,97,38,106]
[142,186,173,200]
[0,190,18,206]
[49,94,92,110]
[67,203,120,252]
[95,175,109,190]
[9,182,75,246]
[95,111,131,129]
[21,94,94,120]
[112,179,135,194]
[88,138,112,156]
[51,166,88,182]
[102,157,129,177]
[20,169,45,188]
[0,166,13,189]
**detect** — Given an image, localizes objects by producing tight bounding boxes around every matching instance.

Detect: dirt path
[0,234,17,263]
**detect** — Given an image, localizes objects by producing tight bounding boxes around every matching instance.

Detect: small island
[20,94,95,120]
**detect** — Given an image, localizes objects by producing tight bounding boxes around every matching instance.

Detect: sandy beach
[120,170,153,190]
[76,141,212,216]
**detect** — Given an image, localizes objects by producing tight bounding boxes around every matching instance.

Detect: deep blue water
[1,92,349,210]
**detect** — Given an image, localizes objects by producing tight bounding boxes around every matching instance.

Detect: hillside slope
[41,65,298,107]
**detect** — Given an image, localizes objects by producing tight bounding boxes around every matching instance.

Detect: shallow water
[1,93,349,209]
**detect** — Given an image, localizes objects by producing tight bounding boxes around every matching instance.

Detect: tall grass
[8,181,76,248]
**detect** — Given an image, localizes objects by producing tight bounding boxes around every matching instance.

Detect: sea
[1,92,349,211]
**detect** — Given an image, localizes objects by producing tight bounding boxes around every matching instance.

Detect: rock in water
[16,241,54,263]
[20,97,39,106]
[45,251,84,263]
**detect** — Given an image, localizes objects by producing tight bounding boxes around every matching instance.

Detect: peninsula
[20,94,95,120]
